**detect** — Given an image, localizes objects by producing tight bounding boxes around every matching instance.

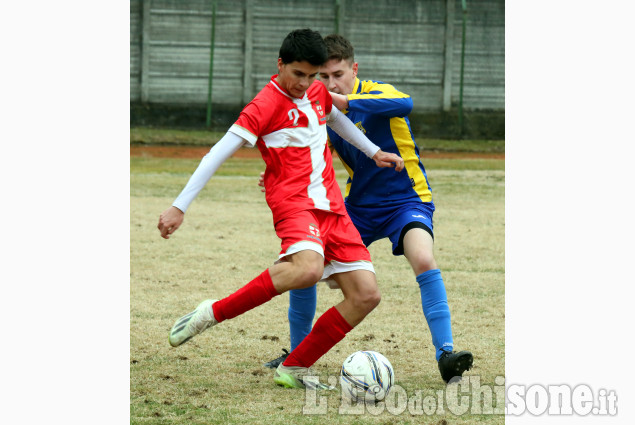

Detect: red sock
[283,306,353,368]
[212,269,279,323]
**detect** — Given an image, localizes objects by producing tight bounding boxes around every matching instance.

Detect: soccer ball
[340,351,395,403]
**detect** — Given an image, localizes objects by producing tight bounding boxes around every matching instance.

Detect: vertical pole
[141,0,151,103]
[335,0,345,34]
[458,0,467,135]
[242,0,254,104]
[442,0,455,112]
[206,0,217,128]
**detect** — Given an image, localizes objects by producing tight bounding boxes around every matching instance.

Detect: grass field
[130,138,505,424]
[130,127,505,154]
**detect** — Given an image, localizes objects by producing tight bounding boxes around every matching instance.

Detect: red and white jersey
[229,76,347,225]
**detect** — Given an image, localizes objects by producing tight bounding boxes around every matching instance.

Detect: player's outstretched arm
[327,108,404,171]
[157,131,246,239]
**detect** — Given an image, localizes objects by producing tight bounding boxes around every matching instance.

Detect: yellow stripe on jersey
[390,118,433,203]
[339,154,355,198]
[348,81,410,101]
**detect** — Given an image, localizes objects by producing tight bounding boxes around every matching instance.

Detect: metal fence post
[206,0,217,127]
[442,0,455,112]
[335,0,345,34]
[459,0,467,135]
[141,0,151,103]
[242,0,254,104]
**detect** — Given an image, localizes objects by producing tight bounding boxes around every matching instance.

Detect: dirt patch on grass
[130,145,504,160]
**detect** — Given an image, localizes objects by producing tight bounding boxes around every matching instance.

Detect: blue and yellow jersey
[327,78,433,208]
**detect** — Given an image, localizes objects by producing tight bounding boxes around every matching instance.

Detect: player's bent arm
[326,108,404,171]
[330,92,349,110]
[347,82,413,117]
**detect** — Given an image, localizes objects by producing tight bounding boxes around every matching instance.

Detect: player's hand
[372,150,404,172]
[329,92,349,110]
[158,206,185,239]
[258,171,265,192]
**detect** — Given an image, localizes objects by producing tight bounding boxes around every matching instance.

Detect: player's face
[276,59,320,98]
[319,59,358,95]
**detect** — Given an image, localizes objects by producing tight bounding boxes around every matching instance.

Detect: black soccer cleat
[438,350,473,383]
[263,348,290,369]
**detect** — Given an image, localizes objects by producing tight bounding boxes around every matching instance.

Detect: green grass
[418,138,505,153]
[130,127,505,153]
[130,151,505,424]
[131,127,228,146]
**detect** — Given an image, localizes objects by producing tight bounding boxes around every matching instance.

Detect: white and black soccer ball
[340,351,395,403]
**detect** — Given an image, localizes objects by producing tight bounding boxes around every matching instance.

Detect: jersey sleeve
[172,132,245,212]
[326,108,379,158]
[229,95,273,146]
[347,80,413,118]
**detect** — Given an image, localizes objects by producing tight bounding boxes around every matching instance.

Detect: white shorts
[321,260,375,289]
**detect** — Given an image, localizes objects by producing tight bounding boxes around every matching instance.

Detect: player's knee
[354,286,381,315]
[295,263,324,288]
[367,289,381,311]
[411,251,438,275]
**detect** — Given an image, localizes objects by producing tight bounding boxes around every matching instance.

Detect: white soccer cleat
[168,299,218,347]
[273,363,334,390]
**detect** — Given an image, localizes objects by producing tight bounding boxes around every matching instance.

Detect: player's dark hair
[324,34,355,64]
[279,29,327,66]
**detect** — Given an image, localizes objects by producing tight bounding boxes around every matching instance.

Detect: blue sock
[288,286,317,351]
[417,269,454,361]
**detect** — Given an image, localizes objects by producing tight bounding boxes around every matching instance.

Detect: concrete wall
[130,0,504,112]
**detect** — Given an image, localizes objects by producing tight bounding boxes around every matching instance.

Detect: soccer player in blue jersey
[262,34,473,383]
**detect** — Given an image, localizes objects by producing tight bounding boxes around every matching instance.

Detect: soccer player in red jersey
[262,34,473,384]
[157,29,404,390]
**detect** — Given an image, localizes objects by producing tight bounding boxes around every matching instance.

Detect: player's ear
[277,58,284,73]
[352,62,359,77]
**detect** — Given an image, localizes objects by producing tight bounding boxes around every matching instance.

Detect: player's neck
[273,76,306,99]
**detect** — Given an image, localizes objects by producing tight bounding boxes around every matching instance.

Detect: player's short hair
[324,34,355,64]
[279,29,328,66]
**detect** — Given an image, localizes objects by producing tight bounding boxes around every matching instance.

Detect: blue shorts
[345,201,435,256]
